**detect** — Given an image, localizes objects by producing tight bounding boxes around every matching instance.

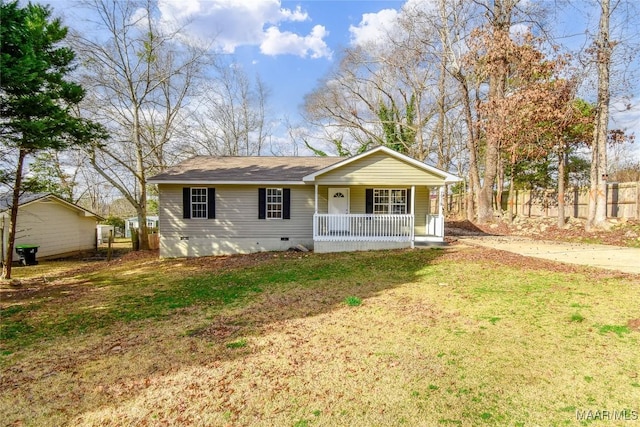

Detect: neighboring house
[148,146,462,258]
[124,215,159,238]
[0,193,103,262]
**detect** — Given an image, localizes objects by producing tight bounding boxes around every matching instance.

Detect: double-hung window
[266,188,283,219]
[182,187,215,219]
[373,189,407,214]
[259,188,290,220]
[191,187,208,219]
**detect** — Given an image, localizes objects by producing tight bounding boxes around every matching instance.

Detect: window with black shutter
[366,188,409,214]
[183,187,215,219]
[259,188,291,219]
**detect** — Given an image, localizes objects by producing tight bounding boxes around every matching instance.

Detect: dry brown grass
[1,245,638,426]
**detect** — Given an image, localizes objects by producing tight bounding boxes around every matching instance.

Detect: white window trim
[266,187,283,220]
[374,188,407,215]
[191,187,208,219]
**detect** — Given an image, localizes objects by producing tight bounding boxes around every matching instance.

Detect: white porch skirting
[314,240,410,254]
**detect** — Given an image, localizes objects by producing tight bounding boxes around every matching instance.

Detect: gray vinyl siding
[315,152,445,186]
[317,185,431,234]
[159,184,315,240]
[2,201,97,259]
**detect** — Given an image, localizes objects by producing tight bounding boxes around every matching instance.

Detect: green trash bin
[15,244,39,266]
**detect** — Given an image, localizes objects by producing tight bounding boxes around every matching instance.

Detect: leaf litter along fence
[447,181,640,220]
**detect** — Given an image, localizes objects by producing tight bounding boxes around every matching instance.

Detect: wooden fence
[448,181,640,220]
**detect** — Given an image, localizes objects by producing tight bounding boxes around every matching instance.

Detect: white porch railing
[313,214,414,242]
[426,214,444,237]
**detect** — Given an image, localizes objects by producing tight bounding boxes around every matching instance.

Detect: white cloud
[349,9,399,47]
[260,25,331,59]
[347,0,439,49]
[154,0,330,58]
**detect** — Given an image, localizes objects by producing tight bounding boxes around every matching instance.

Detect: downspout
[314,184,318,240]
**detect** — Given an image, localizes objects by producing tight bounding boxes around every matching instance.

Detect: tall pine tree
[0,1,105,279]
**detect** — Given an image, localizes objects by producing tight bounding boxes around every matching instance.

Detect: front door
[328,188,350,233]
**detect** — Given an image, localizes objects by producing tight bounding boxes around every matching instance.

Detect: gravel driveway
[455,235,640,274]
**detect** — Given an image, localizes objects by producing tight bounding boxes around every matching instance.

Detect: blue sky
[158,0,407,121]
[50,0,638,158]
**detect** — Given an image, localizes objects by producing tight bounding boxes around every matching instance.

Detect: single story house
[148,146,462,258]
[0,193,103,262]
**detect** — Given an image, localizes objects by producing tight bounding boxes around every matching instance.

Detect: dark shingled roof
[148,156,345,183]
[0,192,103,219]
[0,192,50,212]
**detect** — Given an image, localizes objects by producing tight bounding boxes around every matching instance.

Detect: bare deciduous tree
[72,0,210,249]
[183,62,271,157]
[587,0,613,230]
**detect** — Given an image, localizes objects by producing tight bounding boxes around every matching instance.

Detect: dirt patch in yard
[446,216,640,247]
[442,240,638,280]
[628,318,640,332]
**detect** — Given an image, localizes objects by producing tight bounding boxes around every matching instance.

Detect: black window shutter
[207,188,216,219]
[183,187,191,219]
[406,188,412,214]
[365,188,374,214]
[283,188,291,219]
[258,188,266,219]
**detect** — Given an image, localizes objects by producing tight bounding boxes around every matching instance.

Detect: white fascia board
[444,175,464,184]
[148,180,307,186]
[302,145,463,183]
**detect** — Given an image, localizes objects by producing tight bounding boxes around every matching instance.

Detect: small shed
[96,224,115,245]
[0,193,103,261]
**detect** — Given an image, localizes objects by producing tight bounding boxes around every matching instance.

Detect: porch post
[439,186,445,238]
[314,184,318,214]
[411,185,415,248]
[314,184,318,240]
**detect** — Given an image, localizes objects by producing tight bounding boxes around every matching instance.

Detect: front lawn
[1,246,638,426]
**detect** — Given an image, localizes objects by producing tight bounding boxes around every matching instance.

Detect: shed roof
[0,192,103,220]
[148,156,344,185]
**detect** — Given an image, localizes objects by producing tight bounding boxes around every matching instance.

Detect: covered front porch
[300,146,461,254]
[311,185,446,253]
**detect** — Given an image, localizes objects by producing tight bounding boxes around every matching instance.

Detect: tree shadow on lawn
[0,248,449,425]
[445,219,497,237]
[178,248,448,358]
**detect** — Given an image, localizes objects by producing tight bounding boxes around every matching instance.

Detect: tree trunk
[557,151,567,227]
[466,175,476,222]
[456,73,480,222]
[135,142,150,251]
[587,0,611,231]
[507,160,516,223]
[477,1,513,224]
[477,140,499,223]
[496,156,505,217]
[1,148,27,280]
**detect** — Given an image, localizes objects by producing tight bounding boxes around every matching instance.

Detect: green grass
[343,296,362,306]
[571,313,585,322]
[1,248,638,427]
[225,339,247,349]
[598,324,631,337]
[0,250,437,354]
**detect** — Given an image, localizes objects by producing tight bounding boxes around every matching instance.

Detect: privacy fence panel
[448,181,640,220]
